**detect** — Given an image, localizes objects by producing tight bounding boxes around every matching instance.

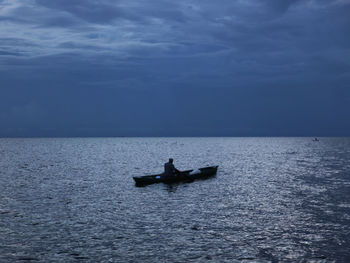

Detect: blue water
[0,137,349,262]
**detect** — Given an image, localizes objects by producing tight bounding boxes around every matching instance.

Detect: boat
[133,165,218,186]
[312,137,319,142]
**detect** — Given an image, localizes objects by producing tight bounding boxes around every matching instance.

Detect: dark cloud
[0,50,22,56]
[35,0,126,24]
[0,0,349,136]
[262,0,301,13]
[34,0,188,24]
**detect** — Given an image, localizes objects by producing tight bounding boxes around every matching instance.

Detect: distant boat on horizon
[312,137,319,142]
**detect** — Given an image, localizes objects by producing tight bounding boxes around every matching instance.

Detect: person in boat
[164,158,180,177]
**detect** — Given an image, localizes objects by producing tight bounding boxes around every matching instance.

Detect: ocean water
[0,137,349,262]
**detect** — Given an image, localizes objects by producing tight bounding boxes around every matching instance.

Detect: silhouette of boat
[133,166,218,186]
[312,138,319,142]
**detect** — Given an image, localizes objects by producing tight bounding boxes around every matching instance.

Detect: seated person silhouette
[164,158,180,177]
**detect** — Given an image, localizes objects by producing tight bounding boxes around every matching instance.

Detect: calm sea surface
[0,137,349,262]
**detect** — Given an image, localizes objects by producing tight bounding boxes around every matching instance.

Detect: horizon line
[0,135,348,139]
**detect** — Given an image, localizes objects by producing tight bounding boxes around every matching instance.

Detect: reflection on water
[164,184,178,193]
[0,137,350,262]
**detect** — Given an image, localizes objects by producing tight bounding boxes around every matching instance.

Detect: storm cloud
[0,0,349,136]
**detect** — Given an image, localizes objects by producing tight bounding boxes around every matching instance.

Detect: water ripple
[0,137,349,262]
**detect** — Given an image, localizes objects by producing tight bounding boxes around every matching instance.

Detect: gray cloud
[35,0,127,24]
[1,0,349,59]
[0,0,349,136]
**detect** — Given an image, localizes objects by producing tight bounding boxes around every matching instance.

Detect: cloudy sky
[0,0,349,136]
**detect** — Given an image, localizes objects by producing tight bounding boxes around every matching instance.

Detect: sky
[0,0,349,137]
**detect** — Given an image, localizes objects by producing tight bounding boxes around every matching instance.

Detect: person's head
[169,158,173,163]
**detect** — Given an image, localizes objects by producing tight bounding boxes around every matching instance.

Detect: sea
[0,137,349,262]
